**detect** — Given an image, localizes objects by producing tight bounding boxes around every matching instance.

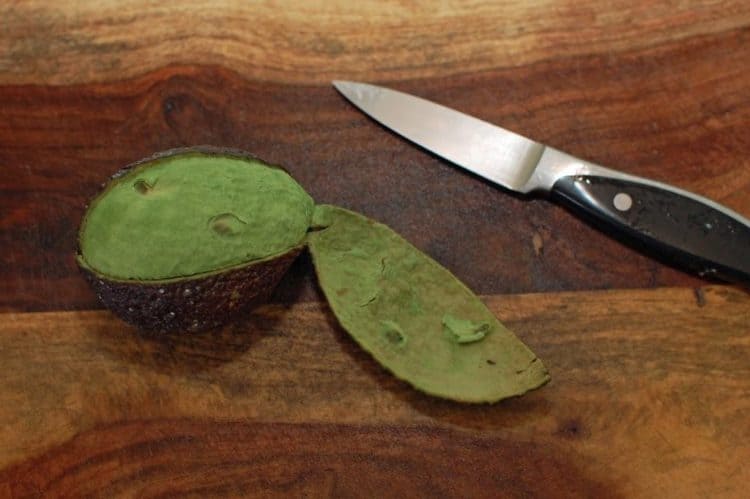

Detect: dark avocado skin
[76,146,306,333]
[79,246,302,333]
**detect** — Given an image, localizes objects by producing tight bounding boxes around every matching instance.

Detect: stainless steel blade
[333,80,545,193]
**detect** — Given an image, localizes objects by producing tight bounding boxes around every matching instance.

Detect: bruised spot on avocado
[133,179,154,194]
[209,213,247,236]
[381,320,407,346]
[442,314,490,344]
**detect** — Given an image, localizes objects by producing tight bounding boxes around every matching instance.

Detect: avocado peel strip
[307,205,550,403]
[78,148,549,402]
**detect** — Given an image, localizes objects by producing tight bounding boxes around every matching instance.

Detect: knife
[333,80,750,284]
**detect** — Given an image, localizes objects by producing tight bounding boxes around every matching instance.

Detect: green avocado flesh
[308,205,550,403]
[79,152,314,280]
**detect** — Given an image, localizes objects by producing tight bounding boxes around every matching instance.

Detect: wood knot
[162,96,178,115]
[555,418,589,440]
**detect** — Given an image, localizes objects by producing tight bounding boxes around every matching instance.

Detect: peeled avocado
[78,148,549,402]
[77,147,313,332]
[307,205,550,403]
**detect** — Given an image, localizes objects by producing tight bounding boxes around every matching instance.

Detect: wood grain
[2,1,750,86]
[0,420,614,498]
[2,2,750,497]
[1,286,749,497]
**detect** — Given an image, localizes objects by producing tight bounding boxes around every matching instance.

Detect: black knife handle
[551,175,750,283]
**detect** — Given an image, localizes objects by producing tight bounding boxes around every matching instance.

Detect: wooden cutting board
[2,1,750,497]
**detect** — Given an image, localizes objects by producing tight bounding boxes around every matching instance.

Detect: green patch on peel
[308,204,550,403]
[443,314,490,344]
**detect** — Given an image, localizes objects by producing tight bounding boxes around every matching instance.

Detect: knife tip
[332,80,352,91]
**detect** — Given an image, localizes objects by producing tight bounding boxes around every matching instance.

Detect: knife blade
[333,80,750,284]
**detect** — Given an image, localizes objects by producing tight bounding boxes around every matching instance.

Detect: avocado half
[76,147,313,332]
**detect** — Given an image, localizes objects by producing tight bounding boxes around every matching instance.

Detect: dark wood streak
[3,22,750,312]
[0,420,615,498]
